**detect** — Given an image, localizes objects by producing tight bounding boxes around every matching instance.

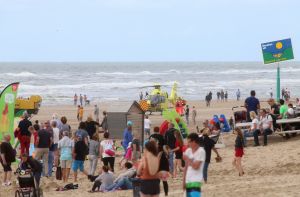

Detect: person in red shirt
[173,131,184,178]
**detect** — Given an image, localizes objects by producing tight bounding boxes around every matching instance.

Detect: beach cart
[232,106,248,129]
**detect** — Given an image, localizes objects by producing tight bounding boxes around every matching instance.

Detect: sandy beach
[1,99,300,197]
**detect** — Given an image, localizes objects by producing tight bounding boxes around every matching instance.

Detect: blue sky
[0,0,299,62]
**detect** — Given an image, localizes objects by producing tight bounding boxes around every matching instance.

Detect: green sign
[261,38,294,64]
[0,82,19,142]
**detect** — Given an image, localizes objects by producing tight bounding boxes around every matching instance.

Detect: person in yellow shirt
[79,107,84,122]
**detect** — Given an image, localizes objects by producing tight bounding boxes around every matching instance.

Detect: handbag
[56,166,62,180]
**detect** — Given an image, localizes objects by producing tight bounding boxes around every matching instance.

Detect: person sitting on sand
[89,165,115,193]
[106,162,136,191]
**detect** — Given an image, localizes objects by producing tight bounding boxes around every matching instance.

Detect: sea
[0,62,300,105]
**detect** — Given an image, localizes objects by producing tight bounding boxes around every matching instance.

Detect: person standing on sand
[182,133,205,197]
[192,106,197,125]
[185,105,190,125]
[72,134,89,182]
[94,104,100,123]
[244,90,260,122]
[58,131,73,183]
[85,115,100,139]
[140,91,143,100]
[137,141,161,197]
[100,132,116,172]
[84,95,87,106]
[164,123,177,174]
[236,89,241,101]
[225,91,228,102]
[100,111,108,132]
[122,121,133,154]
[144,115,151,138]
[200,128,221,183]
[233,128,245,176]
[35,121,53,177]
[0,134,15,187]
[74,94,78,106]
[80,94,83,106]
[79,106,84,122]
[16,112,32,155]
[76,105,80,121]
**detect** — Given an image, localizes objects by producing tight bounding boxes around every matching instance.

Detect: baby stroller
[15,168,43,197]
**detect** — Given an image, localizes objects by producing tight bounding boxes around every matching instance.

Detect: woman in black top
[233,128,245,176]
[149,127,169,196]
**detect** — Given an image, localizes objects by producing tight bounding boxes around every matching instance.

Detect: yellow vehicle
[139,82,179,114]
[15,95,42,116]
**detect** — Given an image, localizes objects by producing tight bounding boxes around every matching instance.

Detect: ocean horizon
[1,61,299,105]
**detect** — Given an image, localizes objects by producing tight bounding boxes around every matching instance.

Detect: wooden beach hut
[107,101,145,144]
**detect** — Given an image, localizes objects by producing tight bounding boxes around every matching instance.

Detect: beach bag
[104,149,115,157]
[103,140,115,157]
[56,166,62,180]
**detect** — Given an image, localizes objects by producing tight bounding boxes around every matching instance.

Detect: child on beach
[119,142,132,168]
[233,128,245,176]
[79,106,84,121]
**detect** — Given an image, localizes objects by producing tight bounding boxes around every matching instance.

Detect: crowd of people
[2,90,299,196]
[0,109,227,197]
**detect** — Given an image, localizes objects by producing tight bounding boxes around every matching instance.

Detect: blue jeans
[168,151,174,173]
[203,162,209,182]
[106,177,133,191]
[243,130,254,146]
[48,151,54,176]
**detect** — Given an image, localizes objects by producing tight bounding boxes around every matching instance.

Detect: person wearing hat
[122,121,133,155]
[20,153,43,186]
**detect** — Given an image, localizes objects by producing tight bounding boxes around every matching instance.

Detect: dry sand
[1,99,300,197]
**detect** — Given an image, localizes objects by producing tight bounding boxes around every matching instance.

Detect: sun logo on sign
[276,42,283,50]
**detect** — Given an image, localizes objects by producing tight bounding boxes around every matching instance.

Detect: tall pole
[276,62,280,102]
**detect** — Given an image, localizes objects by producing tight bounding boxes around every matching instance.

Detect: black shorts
[140,179,160,195]
[1,161,12,172]
[175,151,182,159]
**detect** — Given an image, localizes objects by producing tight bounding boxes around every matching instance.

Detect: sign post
[261,38,294,101]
